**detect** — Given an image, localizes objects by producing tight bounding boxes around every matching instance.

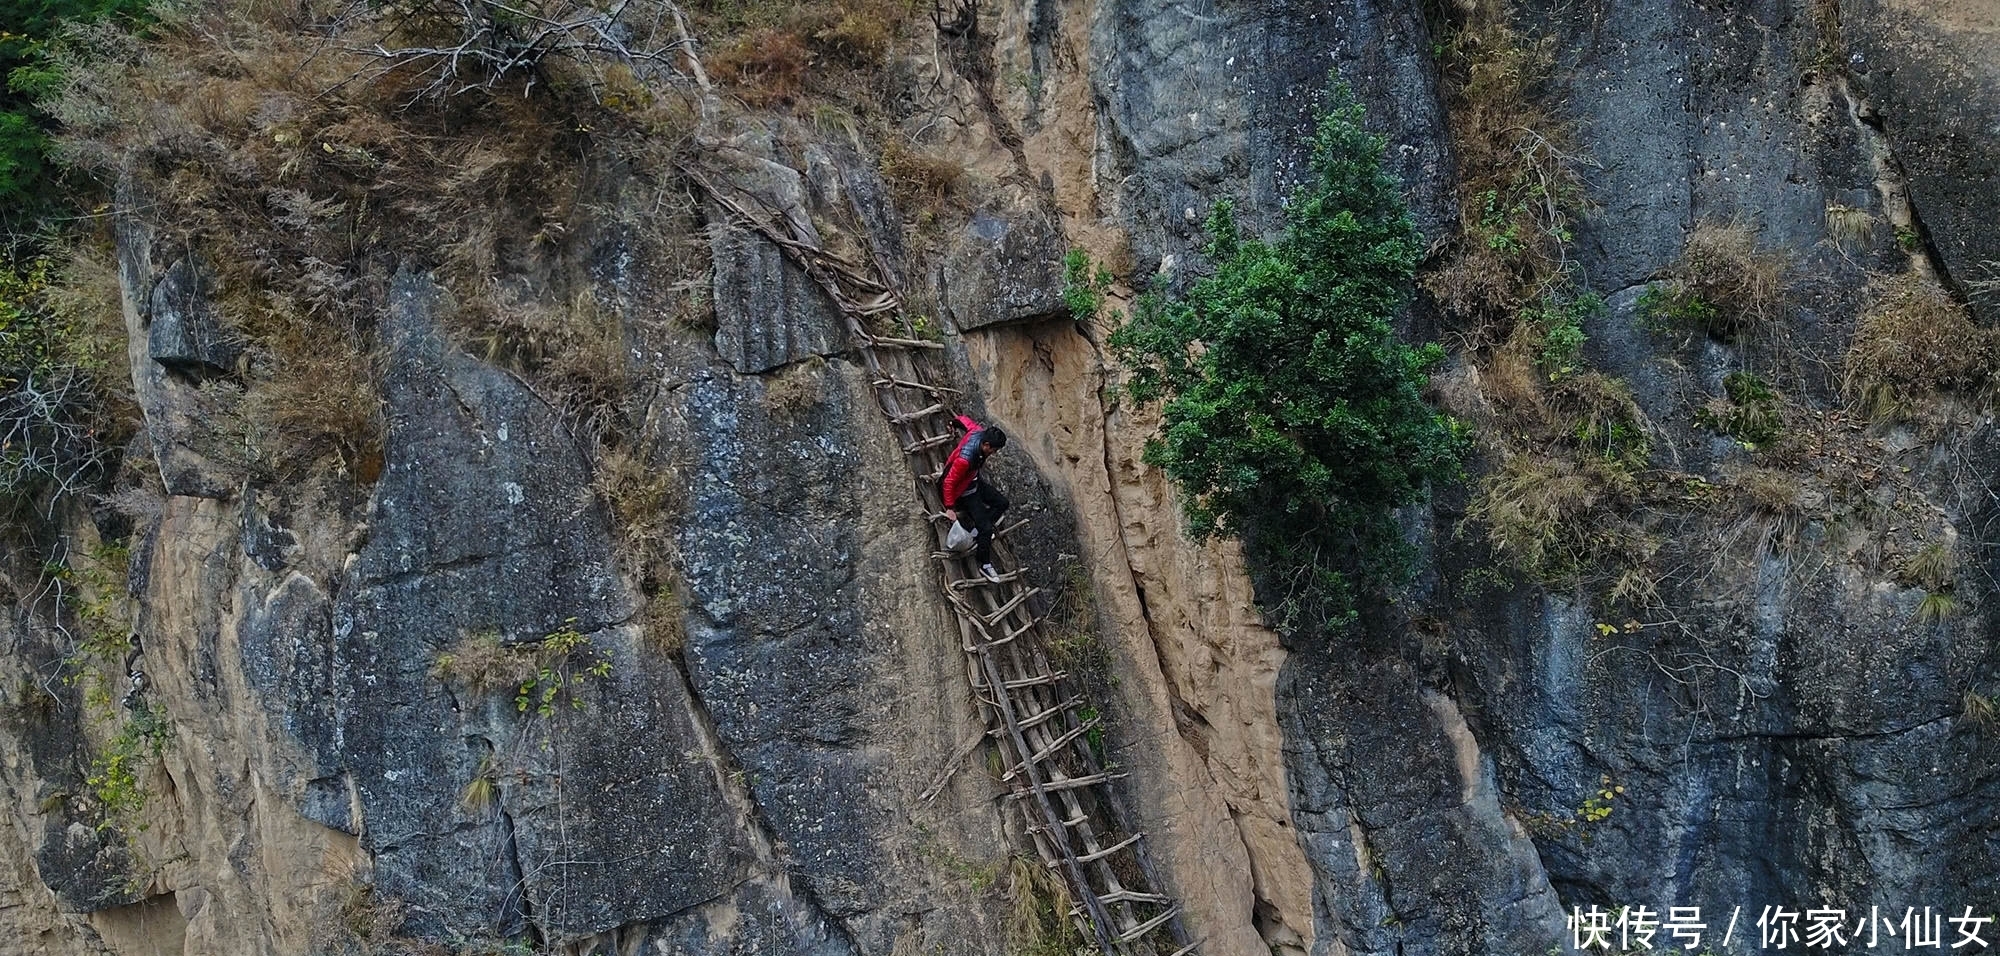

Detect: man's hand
[944,509,958,522]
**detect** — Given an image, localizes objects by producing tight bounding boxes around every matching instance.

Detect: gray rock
[301,267,754,942]
[239,488,297,572]
[146,257,240,377]
[1841,0,2000,321]
[707,132,850,375]
[934,202,1068,331]
[1280,633,1569,956]
[0,613,145,914]
[711,221,848,375]
[643,877,859,956]
[1094,0,1455,278]
[675,364,887,920]
[113,169,240,499]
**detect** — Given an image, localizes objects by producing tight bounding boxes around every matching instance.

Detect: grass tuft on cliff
[1110,83,1467,636]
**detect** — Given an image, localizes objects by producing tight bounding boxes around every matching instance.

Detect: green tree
[1,0,150,247]
[1110,84,1466,635]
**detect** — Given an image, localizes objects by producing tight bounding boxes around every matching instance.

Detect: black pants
[957,481,1010,564]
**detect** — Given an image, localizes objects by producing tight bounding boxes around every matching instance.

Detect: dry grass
[1467,455,1603,580]
[1965,691,1998,735]
[1422,0,1587,323]
[1730,465,1808,554]
[595,441,688,653]
[461,289,629,434]
[1896,541,1956,592]
[691,0,916,106]
[457,757,498,816]
[236,307,386,482]
[308,878,453,956]
[430,632,529,694]
[1648,223,1789,341]
[1844,273,2000,420]
[880,138,968,217]
[708,28,812,106]
[43,4,702,483]
[1005,855,1084,956]
[760,356,827,416]
[1825,204,1876,248]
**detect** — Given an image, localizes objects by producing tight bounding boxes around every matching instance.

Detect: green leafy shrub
[1635,282,1717,331]
[515,623,613,718]
[1522,289,1600,382]
[1061,248,1113,323]
[85,700,172,830]
[1111,84,1467,634]
[1695,371,1782,447]
[0,0,150,241]
[1639,223,1787,340]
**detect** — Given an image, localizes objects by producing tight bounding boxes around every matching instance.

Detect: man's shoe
[981,563,1003,583]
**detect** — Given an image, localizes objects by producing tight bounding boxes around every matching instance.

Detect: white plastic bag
[945,520,976,553]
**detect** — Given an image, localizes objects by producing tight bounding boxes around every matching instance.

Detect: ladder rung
[1073,831,1143,864]
[873,377,959,394]
[1001,671,1067,690]
[988,697,1084,735]
[962,617,1036,650]
[1003,717,1103,780]
[868,335,947,350]
[1027,811,1090,834]
[1168,942,1202,956]
[979,587,1040,626]
[951,569,1023,588]
[1006,770,1125,798]
[889,402,946,424]
[1080,889,1171,907]
[1115,906,1180,944]
[903,433,956,454]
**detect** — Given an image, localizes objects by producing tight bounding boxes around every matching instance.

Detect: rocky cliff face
[3,1,1996,955]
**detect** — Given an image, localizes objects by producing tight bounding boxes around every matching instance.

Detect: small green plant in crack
[1523,289,1602,382]
[1062,248,1114,323]
[1478,187,1531,255]
[85,701,172,831]
[1523,774,1625,840]
[1896,227,1921,252]
[515,622,614,718]
[433,620,615,718]
[1695,371,1782,448]
[1075,705,1108,765]
[1635,282,1718,333]
[51,542,136,711]
[908,312,943,341]
[1898,541,1959,623]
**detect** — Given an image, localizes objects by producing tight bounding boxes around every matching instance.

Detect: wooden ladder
[688,167,1197,956]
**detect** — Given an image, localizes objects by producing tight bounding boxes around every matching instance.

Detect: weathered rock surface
[7,2,2000,955]
[1093,0,1454,275]
[935,196,1070,331]
[144,258,239,377]
[1841,0,2000,320]
[113,171,241,499]
[323,268,755,940]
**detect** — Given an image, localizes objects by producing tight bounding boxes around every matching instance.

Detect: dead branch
[345,0,698,103]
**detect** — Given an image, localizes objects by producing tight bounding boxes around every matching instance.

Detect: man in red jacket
[942,414,1009,582]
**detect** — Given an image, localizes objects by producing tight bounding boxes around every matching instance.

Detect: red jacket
[942,415,987,508]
